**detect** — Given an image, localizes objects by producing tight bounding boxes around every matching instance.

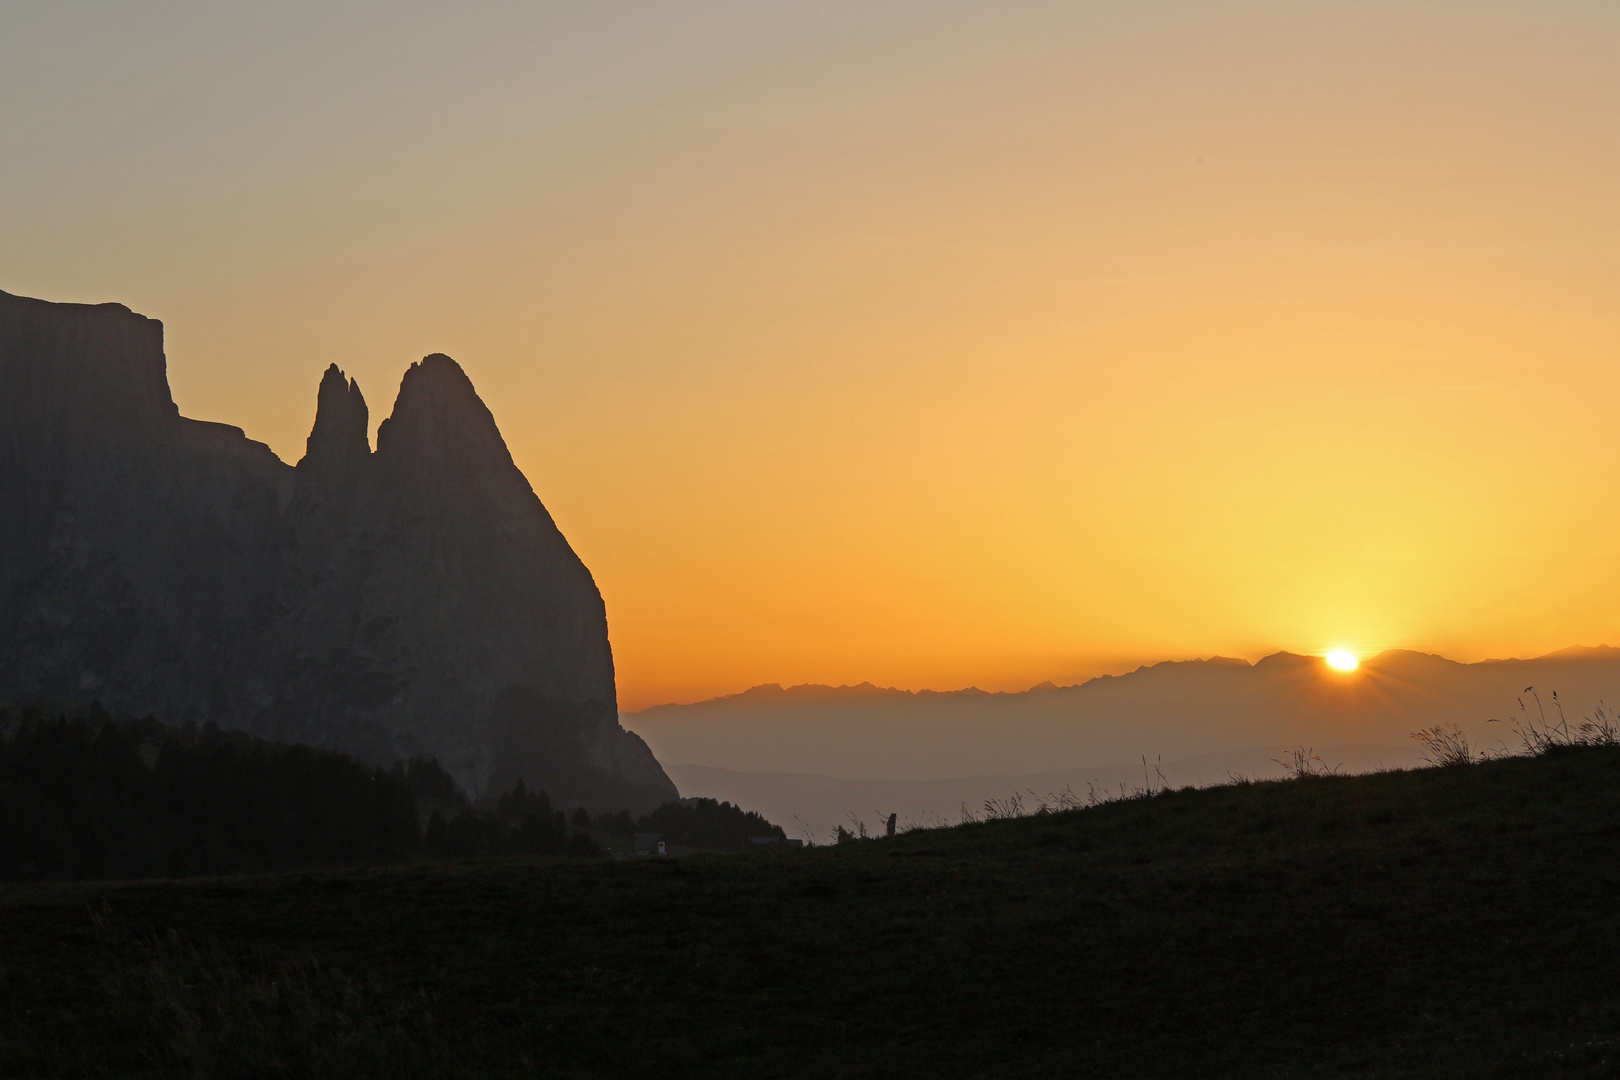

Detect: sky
[4,2,1618,709]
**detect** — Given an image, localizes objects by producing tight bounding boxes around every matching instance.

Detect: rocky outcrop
[0,290,675,813]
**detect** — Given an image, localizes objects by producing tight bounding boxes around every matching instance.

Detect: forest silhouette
[0,706,783,881]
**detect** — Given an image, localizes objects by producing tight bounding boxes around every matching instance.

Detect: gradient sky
[5,2,1618,709]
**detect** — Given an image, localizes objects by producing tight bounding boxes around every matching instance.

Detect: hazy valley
[628,646,1620,834]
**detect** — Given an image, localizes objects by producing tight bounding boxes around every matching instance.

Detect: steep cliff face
[0,290,675,813]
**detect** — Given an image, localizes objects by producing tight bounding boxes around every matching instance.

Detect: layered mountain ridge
[0,289,674,813]
[627,646,1620,782]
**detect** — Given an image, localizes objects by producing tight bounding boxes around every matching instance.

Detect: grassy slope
[5,749,1620,1079]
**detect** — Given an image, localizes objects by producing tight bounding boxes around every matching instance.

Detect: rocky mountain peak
[377,353,509,468]
[0,289,177,444]
[298,364,369,483]
[0,292,676,813]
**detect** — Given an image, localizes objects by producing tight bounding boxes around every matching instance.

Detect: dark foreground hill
[0,289,672,812]
[6,748,1620,1078]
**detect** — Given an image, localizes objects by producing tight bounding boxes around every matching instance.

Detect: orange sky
[5,3,1618,709]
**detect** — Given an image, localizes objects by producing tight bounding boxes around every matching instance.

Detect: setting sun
[1325,650,1360,672]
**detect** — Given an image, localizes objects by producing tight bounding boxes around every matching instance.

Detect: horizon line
[624,643,1620,714]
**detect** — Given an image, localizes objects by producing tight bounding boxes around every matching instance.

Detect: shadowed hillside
[665,742,1419,841]
[6,746,1620,1077]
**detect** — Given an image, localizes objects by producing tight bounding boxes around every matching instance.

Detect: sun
[1325,649,1359,672]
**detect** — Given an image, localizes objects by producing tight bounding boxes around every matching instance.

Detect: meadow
[5,746,1620,1078]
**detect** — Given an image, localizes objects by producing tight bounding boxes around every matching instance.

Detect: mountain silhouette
[0,290,674,813]
[627,647,1620,784]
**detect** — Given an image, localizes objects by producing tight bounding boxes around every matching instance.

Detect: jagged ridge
[0,289,675,813]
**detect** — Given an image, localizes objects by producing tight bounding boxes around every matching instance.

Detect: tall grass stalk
[1491,688,1620,755]
[1272,747,1342,780]
[1412,723,1476,768]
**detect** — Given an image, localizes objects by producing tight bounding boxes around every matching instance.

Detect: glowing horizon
[6,3,1619,711]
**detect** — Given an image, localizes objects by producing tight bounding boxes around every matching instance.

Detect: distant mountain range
[624,647,1620,835]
